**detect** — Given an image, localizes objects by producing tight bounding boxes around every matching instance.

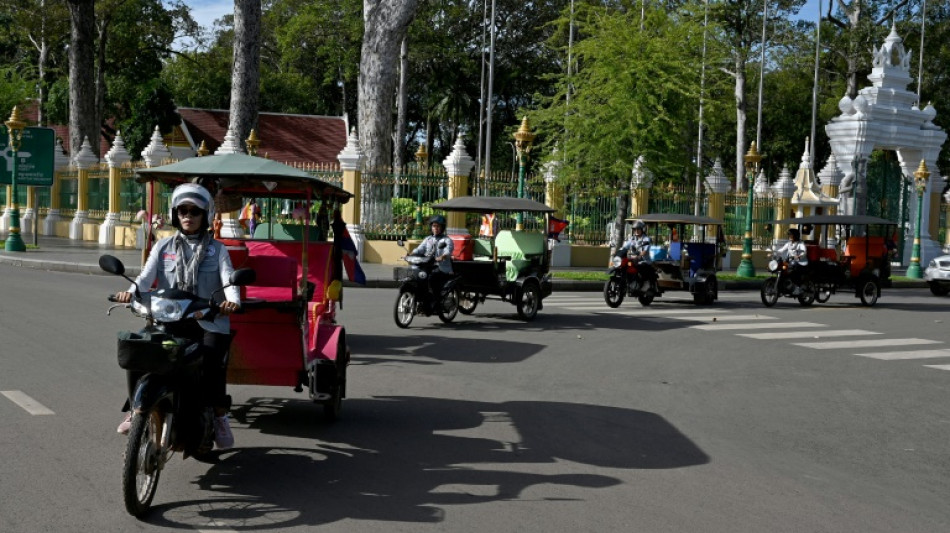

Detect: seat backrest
[494,230,545,259]
[473,238,493,257]
[685,242,717,273]
[244,255,298,301]
[806,244,820,262]
[668,242,682,261]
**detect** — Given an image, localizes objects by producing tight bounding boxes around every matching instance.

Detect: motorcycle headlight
[150,297,185,322]
[929,260,937,269]
[611,256,622,268]
[768,260,779,271]
[418,271,428,280]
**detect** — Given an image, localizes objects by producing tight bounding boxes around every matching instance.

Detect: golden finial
[246,128,261,156]
[196,140,209,157]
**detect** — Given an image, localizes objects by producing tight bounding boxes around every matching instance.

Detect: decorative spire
[73,136,99,169]
[630,156,653,189]
[337,127,364,171]
[817,153,843,188]
[703,158,730,194]
[140,126,171,167]
[196,140,209,157]
[771,165,795,199]
[442,136,475,177]
[54,137,70,170]
[105,131,132,168]
[214,125,244,154]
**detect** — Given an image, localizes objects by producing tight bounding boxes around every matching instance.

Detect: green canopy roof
[135,153,351,201]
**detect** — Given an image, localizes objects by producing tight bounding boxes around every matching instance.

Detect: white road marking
[691,321,826,331]
[854,349,950,360]
[602,308,738,316]
[1,390,54,415]
[738,329,882,340]
[924,364,950,370]
[665,314,778,322]
[794,338,942,350]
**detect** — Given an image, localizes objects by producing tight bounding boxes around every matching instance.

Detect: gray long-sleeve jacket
[128,235,241,334]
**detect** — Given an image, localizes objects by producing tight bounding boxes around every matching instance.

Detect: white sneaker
[214,415,234,449]
[117,412,132,435]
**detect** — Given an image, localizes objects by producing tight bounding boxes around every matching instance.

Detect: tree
[229,0,262,147]
[67,0,98,157]
[359,0,420,170]
[532,3,708,247]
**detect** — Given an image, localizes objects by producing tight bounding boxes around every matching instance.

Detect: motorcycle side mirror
[99,254,125,276]
[764,223,773,233]
[230,268,256,286]
[396,239,405,247]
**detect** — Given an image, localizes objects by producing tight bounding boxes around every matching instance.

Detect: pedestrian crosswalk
[546,294,950,372]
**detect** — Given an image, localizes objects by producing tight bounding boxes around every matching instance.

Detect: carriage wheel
[858,279,880,307]
[517,281,541,321]
[458,291,479,314]
[797,280,817,307]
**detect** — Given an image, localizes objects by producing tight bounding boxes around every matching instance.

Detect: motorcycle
[760,255,816,307]
[99,254,255,517]
[603,252,660,307]
[393,240,460,328]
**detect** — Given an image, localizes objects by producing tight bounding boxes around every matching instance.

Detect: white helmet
[169,183,214,230]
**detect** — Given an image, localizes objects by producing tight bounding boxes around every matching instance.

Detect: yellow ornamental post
[337,128,363,227]
[442,137,474,234]
[69,136,99,241]
[100,131,132,245]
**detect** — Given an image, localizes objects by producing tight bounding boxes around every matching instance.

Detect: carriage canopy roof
[432,196,555,213]
[626,213,724,225]
[770,214,896,225]
[135,153,352,201]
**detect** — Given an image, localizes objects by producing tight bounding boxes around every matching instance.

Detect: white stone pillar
[138,127,172,249]
[337,128,365,260]
[69,137,99,240]
[214,125,245,238]
[99,131,132,245]
[42,138,71,235]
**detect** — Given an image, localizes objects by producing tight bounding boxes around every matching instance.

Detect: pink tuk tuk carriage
[136,153,355,420]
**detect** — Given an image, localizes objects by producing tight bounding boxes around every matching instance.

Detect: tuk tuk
[766,214,897,307]
[136,153,354,420]
[429,196,555,320]
[605,213,725,306]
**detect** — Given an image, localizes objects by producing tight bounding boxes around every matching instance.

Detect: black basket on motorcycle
[393,266,412,281]
[117,330,197,374]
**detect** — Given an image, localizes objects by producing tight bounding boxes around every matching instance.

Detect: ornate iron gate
[865,152,909,257]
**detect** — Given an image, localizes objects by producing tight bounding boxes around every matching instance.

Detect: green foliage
[0,65,33,115]
[533,3,709,189]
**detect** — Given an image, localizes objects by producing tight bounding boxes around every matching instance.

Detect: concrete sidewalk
[0,235,927,291]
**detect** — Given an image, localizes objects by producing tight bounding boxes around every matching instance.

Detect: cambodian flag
[339,226,366,285]
[547,216,569,241]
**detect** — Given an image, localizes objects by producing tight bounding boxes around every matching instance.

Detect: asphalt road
[2,264,949,532]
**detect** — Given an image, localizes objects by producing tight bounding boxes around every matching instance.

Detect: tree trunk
[734,56,747,192]
[37,27,48,126]
[229,0,262,149]
[67,0,98,158]
[393,36,409,171]
[96,16,110,146]
[359,0,420,170]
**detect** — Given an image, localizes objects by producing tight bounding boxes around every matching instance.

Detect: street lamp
[4,107,26,252]
[513,116,535,230]
[906,159,929,278]
[737,141,761,277]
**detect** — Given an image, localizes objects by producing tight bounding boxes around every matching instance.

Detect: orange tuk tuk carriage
[136,153,355,420]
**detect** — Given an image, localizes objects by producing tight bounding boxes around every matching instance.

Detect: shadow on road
[146,396,709,529]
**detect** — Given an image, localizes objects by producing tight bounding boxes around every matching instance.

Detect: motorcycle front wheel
[761,278,779,307]
[603,277,625,308]
[393,289,416,328]
[123,409,163,517]
[438,288,459,323]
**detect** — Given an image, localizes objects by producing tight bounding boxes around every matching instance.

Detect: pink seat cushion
[244,255,298,302]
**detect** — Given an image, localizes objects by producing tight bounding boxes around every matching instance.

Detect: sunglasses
[176,205,204,217]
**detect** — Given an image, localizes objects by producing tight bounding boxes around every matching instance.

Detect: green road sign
[0,126,56,187]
